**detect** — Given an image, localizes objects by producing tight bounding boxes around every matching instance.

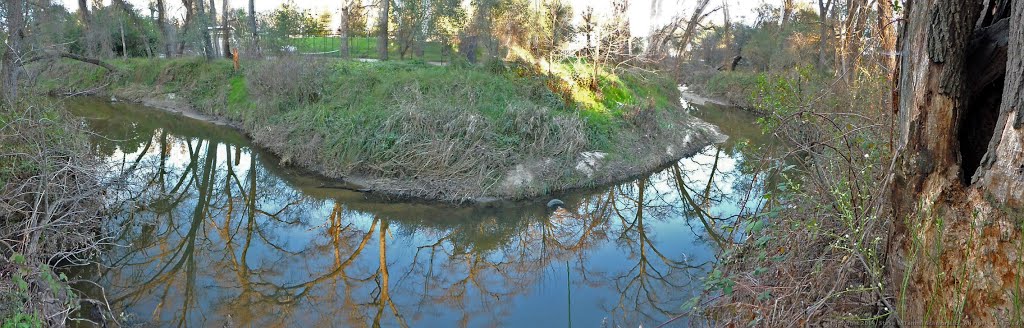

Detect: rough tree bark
[889,0,1023,325]
[2,0,25,101]
[378,0,390,61]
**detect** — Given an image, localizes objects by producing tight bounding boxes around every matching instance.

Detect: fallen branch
[23,52,118,72]
[59,53,117,71]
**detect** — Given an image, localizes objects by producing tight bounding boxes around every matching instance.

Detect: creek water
[68,95,770,327]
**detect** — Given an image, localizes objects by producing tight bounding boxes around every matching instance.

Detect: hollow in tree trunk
[889,0,1024,325]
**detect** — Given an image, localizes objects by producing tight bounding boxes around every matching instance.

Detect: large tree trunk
[377,0,390,61]
[208,0,218,56]
[460,1,492,63]
[222,0,231,59]
[780,0,794,32]
[78,0,88,21]
[675,0,711,67]
[414,0,425,59]
[889,0,1023,325]
[721,0,732,56]
[157,0,173,57]
[76,0,90,55]
[179,0,195,55]
[340,1,350,58]
[249,0,259,57]
[2,0,25,101]
[197,0,214,59]
[816,0,834,71]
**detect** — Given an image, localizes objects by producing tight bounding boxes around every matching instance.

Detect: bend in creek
[68,96,771,327]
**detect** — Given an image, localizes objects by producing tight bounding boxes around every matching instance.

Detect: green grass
[288,36,450,62]
[46,56,687,200]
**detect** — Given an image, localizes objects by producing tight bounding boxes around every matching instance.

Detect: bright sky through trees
[59,0,767,37]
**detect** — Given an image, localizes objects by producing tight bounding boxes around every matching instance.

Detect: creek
[68,94,771,327]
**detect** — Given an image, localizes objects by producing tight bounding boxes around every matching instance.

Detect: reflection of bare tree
[601,177,707,324]
[78,106,758,327]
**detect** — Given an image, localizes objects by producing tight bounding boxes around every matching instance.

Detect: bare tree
[678,0,711,56]
[645,0,712,63]
[78,0,89,22]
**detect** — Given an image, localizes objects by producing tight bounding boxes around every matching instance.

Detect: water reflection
[69,99,767,327]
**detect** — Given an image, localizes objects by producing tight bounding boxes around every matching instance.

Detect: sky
[59,0,772,37]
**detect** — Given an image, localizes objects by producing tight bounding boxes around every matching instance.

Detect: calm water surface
[69,96,769,327]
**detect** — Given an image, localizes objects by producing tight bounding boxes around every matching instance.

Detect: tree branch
[23,52,118,72]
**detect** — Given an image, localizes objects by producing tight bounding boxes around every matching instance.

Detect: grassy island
[42,57,719,201]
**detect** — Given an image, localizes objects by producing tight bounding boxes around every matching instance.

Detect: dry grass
[695,68,897,326]
[0,102,111,327]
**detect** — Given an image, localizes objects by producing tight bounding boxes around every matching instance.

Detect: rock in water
[547,199,565,208]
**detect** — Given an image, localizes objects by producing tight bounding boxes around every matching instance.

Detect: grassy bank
[683,65,841,111]
[42,57,719,201]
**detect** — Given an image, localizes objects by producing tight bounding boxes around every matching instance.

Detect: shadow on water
[67,97,772,327]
